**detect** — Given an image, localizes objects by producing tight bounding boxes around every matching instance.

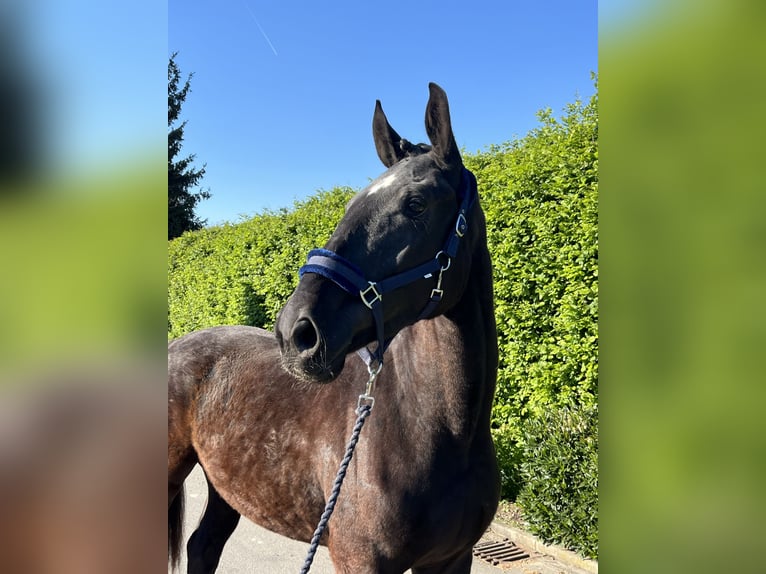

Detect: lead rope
[299,367,379,574]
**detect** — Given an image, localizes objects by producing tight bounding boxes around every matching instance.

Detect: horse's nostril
[292,318,319,354]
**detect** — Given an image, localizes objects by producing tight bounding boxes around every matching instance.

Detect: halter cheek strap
[299,167,477,371]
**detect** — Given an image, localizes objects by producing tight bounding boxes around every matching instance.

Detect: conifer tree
[168,53,209,239]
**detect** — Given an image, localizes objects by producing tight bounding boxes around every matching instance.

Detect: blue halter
[299,167,477,371]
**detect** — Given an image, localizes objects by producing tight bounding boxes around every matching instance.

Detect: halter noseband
[299,167,478,372]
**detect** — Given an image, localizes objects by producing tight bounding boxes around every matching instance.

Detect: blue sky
[170,1,597,226]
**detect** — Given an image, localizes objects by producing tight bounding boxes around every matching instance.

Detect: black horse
[168,83,500,573]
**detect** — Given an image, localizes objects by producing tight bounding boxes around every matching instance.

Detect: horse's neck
[443,241,498,435]
[389,242,497,443]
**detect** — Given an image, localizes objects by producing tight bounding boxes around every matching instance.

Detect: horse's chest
[338,440,498,550]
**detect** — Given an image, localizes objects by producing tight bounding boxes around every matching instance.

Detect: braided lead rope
[299,403,373,574]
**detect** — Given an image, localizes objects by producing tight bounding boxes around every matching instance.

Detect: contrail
[242,2,278,56]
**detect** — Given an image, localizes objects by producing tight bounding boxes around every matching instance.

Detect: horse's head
[275,83,478,383]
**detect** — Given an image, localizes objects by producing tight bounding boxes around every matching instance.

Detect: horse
[168,83,500,574]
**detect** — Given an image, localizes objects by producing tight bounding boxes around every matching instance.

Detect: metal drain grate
[473,538,530,565]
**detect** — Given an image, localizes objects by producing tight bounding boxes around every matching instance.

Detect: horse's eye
[406,197,427,216]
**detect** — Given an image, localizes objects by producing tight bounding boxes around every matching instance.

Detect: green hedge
[465,88,598,498]
[517,402,598,559]
[168,187,354,338]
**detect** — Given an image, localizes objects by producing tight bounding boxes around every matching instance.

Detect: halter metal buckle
[360,282,382,308]
[455,212,468,238]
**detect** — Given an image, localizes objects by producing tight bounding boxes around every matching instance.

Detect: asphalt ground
[173,465,592,574]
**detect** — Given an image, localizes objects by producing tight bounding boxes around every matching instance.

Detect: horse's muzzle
[275,303,346,383]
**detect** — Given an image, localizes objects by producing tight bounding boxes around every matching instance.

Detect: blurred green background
[601,0,765,572]
[0,163,165,377]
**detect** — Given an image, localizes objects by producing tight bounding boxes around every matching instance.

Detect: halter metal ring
[434,251,451,271]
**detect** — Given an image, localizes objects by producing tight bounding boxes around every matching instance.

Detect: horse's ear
[373,100,406,168]
[424,83,461,168]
